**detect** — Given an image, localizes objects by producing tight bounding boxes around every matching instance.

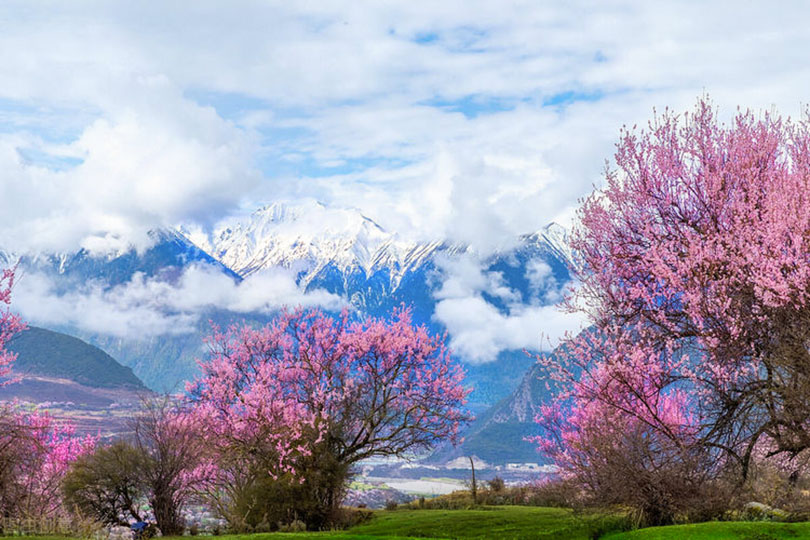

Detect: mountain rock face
[4,201,574,455]
[1,228,237,288]
[432,358,549,464]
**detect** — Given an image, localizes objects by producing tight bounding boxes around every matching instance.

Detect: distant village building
[505,463,557,473]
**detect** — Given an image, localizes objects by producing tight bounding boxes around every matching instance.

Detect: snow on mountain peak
[204,200,574,290]
[210,200,409,279]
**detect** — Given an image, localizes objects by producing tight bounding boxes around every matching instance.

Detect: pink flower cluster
[0,267,25,384]
[0,267,95,517]
[187,307,471,481]
[8,408,96,516]
[533,98,810,477]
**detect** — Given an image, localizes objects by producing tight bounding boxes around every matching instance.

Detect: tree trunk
[469,456,477,504]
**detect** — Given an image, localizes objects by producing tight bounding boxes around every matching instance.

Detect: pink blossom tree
[187,307,471,527]
[0,267,95,519]
[533,98,810,522]
[9,410,96,518]
[131,396,206,535]
[0,267,25,384]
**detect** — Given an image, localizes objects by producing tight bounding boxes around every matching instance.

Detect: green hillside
[605,521,810,539]
[13,508,810,539]
[431,360,549,464]
[7,326,146,389]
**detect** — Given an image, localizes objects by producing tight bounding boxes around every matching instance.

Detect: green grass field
[218,507,810,539]
[14,508,810,539]
[348,506,606,539]
[605,521,810,539]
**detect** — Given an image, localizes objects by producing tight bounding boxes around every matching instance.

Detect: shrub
[62,441,148,526]
[487,476,505,493]
[225,450,352,532]
[278,519,306,532]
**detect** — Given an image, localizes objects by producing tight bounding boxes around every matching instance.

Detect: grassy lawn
[605,521,810,539]
[157,506,619,539]
[14,509,810,539]
[348,506,605,539]
[191,510,810,540]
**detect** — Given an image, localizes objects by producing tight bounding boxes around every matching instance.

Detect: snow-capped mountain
[204,201,573,323]
[5,201,574,419]
[210,201,572,282]
[208,201,465,289]
[1,228,237,287]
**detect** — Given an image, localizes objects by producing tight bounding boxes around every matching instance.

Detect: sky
[2,1,810,357]
[3,1,810,254]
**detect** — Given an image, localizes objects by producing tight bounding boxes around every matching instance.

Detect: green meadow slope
[16,508,810,539]
[7,326,145,389]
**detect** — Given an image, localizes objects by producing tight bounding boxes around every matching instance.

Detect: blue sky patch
[542,90,606,108]
[421,95,524,118]
[17,147,84,171]
[184,89,272,123]
[0,98,94,143]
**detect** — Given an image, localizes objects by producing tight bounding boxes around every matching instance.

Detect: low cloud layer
[12,265,344,338]
[432,254,586,362]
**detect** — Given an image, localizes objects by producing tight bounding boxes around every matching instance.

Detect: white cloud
[434,296,585,362]
[0,83,259,253]
[2,1,810,253]
[431,254,585,362]
[11,265,344,338]
[434,254,520,304]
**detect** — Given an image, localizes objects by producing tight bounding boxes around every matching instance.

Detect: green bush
[227,449,352,532]
[487,476,505,492]
[62,441,148,526]
[277,519,306,532]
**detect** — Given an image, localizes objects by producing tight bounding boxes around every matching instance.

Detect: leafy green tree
[62,441,147,526]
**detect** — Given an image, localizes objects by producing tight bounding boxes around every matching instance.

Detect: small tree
[0,267,24,383]
[62,441,147,526]
[62,399,204,533]
[0,407,41,517]
[188,307,471,529]
[132,397,205,535]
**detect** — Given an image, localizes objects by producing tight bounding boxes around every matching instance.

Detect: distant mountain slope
[6,326,146,389]
[432,331,596,465]
[4,202,573,415]
[1,228,238,288]
[430,355,549,464]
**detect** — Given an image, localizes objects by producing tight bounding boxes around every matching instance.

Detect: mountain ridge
[3,201,574,453]
[6,326,147,390]
[204,201,573,300]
